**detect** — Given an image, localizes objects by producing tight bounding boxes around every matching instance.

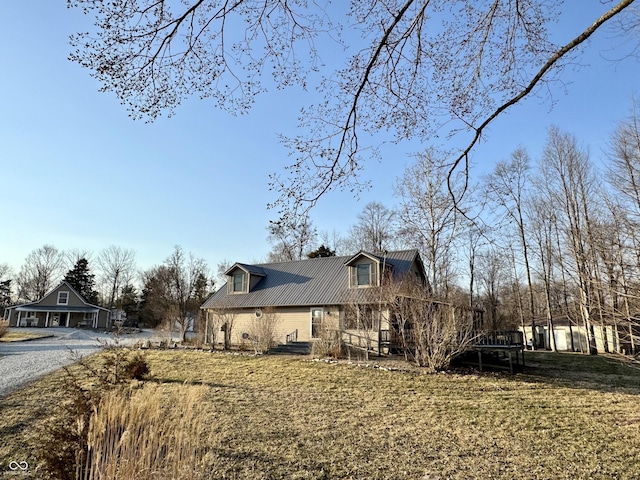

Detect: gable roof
[201,249,424,310]
[225,263,267,277]
[10,281,108,311]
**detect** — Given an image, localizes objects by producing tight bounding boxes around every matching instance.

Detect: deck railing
[285,329,298,343]
[476,330,524,347]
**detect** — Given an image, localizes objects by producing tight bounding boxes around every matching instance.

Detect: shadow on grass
[498,351,640,394]
[149,377,237,389]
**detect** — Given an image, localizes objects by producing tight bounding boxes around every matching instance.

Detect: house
[200,250,428,350]
[3,281,110,329]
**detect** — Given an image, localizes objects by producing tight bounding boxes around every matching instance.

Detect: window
[311,308,323,338]
[57,291,69,305]
[84,312,94,321]
[232,272,245,293]
[357,264,371,286]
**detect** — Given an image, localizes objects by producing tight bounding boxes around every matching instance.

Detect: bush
[311,326,343,359]
[35,337,150,479]
[248,308,281,354]
[125,352,150,380]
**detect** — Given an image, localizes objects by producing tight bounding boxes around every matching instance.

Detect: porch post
[66,312,70,327]
[17,311,22,327]
[45,311,50,327]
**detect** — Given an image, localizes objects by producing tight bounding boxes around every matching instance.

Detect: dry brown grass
[84,383,208,479]
[0,318,9,339]
[1,351,640,479]
[0,329,51,342]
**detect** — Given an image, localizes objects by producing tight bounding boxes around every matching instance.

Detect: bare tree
[476,248,509,331]
[248,308,281,354]
[68,0,637,216]
[318,229,350,256]
[607,101,640,224]
[267,214,317,262]
[16,245,65,301]
[527,197,559,351]
[395,149,465,298]
[484,148,538,345]
[164,246,211,342]
[206,305,237,350]
[538,127,601,354]
[97,246,136,309]
[387,279,478,371]
[139,265,175,328]
[346,202,397,253]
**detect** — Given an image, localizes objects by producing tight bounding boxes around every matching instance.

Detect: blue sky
[1,2,639,275]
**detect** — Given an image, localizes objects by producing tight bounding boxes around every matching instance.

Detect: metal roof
[201,249,423,309]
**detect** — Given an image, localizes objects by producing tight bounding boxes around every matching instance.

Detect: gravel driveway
[0,328,178,397]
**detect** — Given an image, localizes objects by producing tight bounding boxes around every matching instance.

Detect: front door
[311,308,323,339]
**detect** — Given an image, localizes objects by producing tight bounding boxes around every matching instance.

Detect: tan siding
[209,305,342,346]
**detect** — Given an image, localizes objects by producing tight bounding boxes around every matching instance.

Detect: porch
[13,307,103,328]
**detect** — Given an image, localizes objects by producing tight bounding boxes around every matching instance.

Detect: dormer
[224,263,266,294]
[344,251,393,288]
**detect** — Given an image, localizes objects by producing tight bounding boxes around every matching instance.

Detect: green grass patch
[1,351,639,479]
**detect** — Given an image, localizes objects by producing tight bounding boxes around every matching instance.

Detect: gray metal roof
[225,263,267,276]
[201,249,423,309]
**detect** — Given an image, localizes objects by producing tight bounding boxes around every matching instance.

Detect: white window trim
[57,291,69,305]
[310,307,324,339]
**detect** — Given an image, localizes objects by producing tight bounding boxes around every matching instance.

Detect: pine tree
[0,279,12,308]
[64,258,99,305]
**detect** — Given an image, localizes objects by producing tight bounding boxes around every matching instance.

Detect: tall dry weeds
[0,318,8,339]
[84,384,208,480]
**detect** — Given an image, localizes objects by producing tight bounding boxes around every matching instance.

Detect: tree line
[4,108,640,353]
[267,107,640,355]
[0,245,212,342]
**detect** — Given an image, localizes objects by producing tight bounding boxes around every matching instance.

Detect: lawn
[1,350,639,479]
[0,331,51,342]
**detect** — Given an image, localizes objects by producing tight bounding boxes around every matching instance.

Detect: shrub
[248,308,281,354]
[35,333,150,479]
[311,326,343,359]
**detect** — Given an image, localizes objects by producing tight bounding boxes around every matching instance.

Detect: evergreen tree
[119,284,140,325]
[307,245,336,258]
[64,258,99,305]
[0,279,12,308]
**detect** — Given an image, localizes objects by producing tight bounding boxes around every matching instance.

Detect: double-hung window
[356,264,372,286]
[232,273,245,293]
[57,291,69,305]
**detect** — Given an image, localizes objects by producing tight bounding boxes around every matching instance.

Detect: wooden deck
[471,331,525,374]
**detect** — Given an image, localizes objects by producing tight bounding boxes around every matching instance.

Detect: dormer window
[57,291,69,305]
[232,272,246,293]
[349,262,377,288]
[357,264,372,286]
